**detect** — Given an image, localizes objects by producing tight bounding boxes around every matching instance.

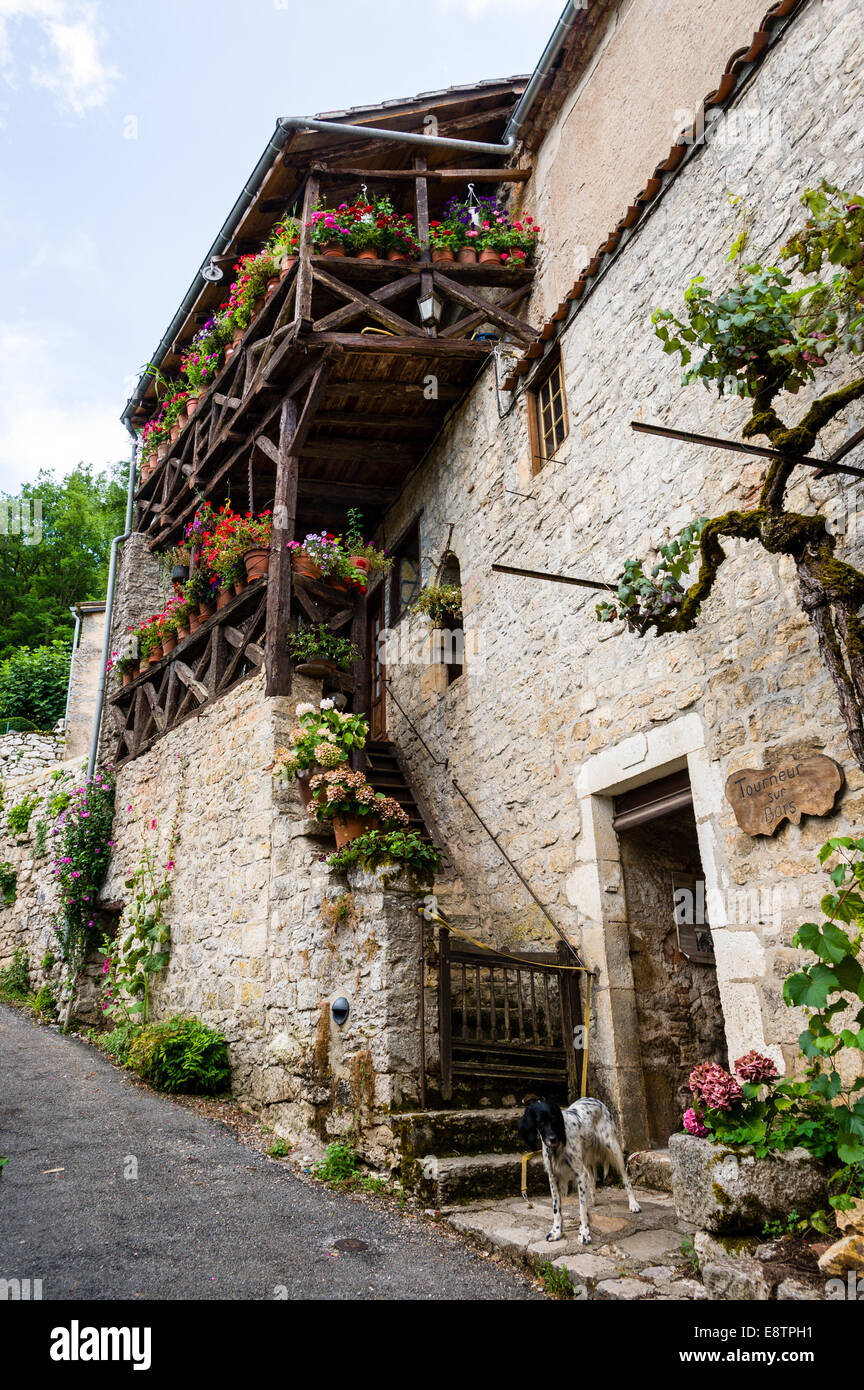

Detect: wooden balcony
[108,571,365,766]
[130,154,539,705]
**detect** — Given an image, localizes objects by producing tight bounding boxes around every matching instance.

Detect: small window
[389,519,421,626]
[529,354,568,473]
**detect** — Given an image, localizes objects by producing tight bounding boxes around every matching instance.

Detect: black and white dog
[518,1097,640,1244]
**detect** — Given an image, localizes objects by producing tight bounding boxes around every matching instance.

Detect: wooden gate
[438,928,583,1100]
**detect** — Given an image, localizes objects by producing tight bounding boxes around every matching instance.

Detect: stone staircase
[362,740,429,837]
[392,1107,549,1205]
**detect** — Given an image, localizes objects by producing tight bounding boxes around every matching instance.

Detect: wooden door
[368,587,386,739]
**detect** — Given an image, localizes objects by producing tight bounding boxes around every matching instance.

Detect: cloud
[0,324,129,493]
[0,1,119,115]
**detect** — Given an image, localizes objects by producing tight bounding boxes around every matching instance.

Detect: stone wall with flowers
[378,0,864,1141]
[93,670,431,1164]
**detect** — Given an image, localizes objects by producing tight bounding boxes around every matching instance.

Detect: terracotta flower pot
[162,635,177,655]
[479,248,501,265]
[243,546,271,581]
[265,275,281,297]
[198,600,216,621]
[321,243,345,257]
[216,585,233,610]
[176,625,190,642]
[188,610,200,631]
[296,765,323,812]
[150,643,163,662]
[332,813,378,850]
[349,555,370,575]
[457,246,478,264]
[169,423,180,445]
[232,327,244,346]
[387,249,409,262]
[291,550,322,581]
[131,663,140,681]
[233,579,246,596]
[139,659,151,674]
[224,342,237,362]
[279,255,298,277]
[186,395,201,420]
[356,246,378,260]
[432,248,455,263]
[157,442,169,463]
[122,671,132,687]
[325,575,350,594]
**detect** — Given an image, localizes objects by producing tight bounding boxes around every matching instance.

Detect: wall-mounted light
[201,259,223,282]
[331,997,350,1026]
[417,291,443,329]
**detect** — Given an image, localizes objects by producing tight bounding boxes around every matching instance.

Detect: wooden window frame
[527,352,569,474]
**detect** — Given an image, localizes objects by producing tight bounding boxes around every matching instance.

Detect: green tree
[0,641,71,729]
[0,462,127,659]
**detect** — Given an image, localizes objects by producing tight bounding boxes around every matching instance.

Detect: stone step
[416,1151,550,1206]
[628,1148,672,1193]
[393,1107,526,1161]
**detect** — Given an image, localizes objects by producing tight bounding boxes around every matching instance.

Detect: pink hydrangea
[689,1062,742,1112]
[734,1051,779,1085]
[683,1108,709,1138]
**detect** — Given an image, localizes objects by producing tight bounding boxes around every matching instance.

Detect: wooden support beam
[438,282,530,340]
[491,562,614,592]
[323,379,463,401]
[630,420,864,479]
[174,660,210,704]
[311,265,420,337]
[433,270,539,344]
[298,478,399,505]
[294,174,319,329]
[297,438,423,464]
[265,394,299,695]
[312,332,489,357]
[312,165,531,183]
[312,274,417,334]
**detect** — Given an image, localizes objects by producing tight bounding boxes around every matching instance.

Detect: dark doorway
[614,777,728,1147]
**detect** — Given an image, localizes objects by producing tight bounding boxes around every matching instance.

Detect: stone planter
[668,1133,828,1234]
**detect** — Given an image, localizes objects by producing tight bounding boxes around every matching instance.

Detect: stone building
[4,0,862,1174]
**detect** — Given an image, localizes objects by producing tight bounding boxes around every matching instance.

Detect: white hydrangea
[320,698,335,710]
[295,703,315,716]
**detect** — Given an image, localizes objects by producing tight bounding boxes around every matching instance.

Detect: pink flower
[735,1051,779,1085]
[683,1108,709,1138]
[689,1062,742,1111]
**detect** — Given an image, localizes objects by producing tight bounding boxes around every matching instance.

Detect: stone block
[702,1259,771,1301]
[669,1134,828,1233]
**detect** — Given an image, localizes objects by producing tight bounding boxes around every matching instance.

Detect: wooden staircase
[362,739,432,840]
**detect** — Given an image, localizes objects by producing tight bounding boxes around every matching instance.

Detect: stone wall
[0,757,83,1005]
[378,0,864,1141]
[0,732,65,781]
[93,671,433,1165]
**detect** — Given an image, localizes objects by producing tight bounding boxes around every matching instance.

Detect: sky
[0,0,565,493]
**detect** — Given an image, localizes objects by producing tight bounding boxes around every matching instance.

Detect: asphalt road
[0,1005,539,1301]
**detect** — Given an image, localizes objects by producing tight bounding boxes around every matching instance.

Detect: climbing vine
[52,771,116,1021]
[100,758,185,1026]
[598,183,864,769]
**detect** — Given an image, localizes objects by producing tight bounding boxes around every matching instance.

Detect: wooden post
[414,155,436,338]
[438,924,452,1102]
[350,587,369,771]
[265,396,299,695]
[294,174,320,331]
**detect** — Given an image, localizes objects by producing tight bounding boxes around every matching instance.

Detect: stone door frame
[566,713,772,1147]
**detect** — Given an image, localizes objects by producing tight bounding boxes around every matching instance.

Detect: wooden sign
[725,755,843,836]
